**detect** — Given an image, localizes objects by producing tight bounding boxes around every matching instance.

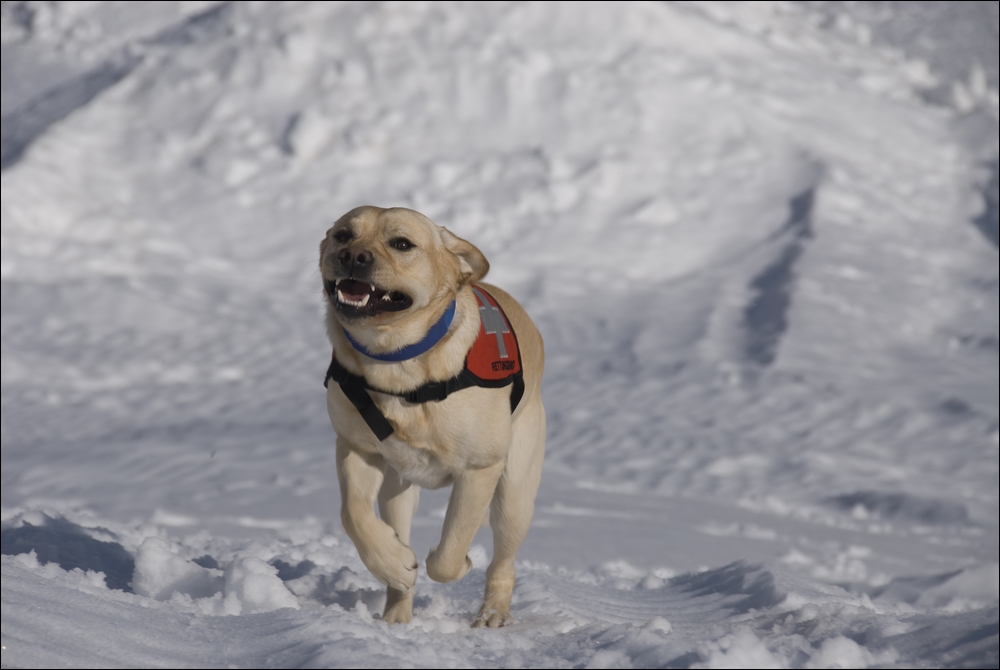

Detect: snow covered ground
[1,2,997,667]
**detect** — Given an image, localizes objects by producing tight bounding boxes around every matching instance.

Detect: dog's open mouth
[327,278,413,317]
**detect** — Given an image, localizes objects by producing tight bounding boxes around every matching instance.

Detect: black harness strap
[324,357,524,441]
[324,358,396,441]
[510,373,525,413]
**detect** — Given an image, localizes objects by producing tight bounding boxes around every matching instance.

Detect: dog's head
[320,206,489,326]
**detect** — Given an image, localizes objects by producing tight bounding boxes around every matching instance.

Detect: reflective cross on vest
[473,287,509,359]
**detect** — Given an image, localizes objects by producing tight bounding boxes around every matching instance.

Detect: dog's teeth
[382,294,392,301]
[370,284,376,292]
[359,294,370,307]
[337,289,347,303]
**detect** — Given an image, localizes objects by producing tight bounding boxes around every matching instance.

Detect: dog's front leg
[377,466,420,624]
[425,460,505,584]
[336,439,418,594]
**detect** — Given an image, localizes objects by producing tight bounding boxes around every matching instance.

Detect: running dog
[320,206,545,627]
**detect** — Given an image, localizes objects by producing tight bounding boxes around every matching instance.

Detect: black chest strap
[324,357,524,441]
[325,358,396,441]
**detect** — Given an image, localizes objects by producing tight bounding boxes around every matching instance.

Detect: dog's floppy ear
[319,234,329,266]
[440,227,489,286]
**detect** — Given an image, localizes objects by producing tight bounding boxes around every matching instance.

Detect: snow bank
[3,508,999,668]
[132,536,224,601]
[696,629,783,669]
[220,552,300,615]
[134,538,301,615]
[803,636,877,670]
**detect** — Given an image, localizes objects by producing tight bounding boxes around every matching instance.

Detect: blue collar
[343,300,456,362]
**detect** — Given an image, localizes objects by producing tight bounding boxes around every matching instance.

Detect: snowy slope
[2,2,998,668]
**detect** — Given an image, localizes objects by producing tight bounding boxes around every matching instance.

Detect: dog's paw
[472,606,514,629]
[425,548,472,583]
[381,586,414,625]
[387,545,419,592]
[364,542,418,592]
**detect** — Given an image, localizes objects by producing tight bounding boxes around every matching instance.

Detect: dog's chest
[376,400,454,489]
[378,435,453,489]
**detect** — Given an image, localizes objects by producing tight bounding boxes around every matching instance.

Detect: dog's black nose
[338,247,374,268]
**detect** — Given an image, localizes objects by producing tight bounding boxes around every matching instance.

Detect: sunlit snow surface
[2,2,998,668]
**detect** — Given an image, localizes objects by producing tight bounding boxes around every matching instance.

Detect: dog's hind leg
[474,400,546,628]
[378,466,420,624]
[336,439,418,596]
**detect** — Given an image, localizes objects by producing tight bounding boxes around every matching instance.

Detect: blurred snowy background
[2,2,997,667]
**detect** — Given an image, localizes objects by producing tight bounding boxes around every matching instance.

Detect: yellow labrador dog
[319,206,546,627]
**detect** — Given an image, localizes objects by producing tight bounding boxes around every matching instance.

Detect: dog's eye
[390,238,415,251]
[333,229,352,244]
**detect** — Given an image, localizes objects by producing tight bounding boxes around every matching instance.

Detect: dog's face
[320,206,489,326]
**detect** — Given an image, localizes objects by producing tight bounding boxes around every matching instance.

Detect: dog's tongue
[339,279,372,300]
